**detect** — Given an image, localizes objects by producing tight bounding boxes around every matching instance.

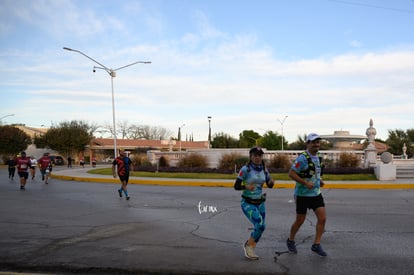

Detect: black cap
[249,146,264,155]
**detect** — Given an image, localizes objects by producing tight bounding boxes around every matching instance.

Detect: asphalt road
[0,167,413,275]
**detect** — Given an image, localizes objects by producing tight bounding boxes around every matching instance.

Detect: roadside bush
[323,167,374,174]
[269,154,291,169]
[322,158,335,168]
[1,156,11,165]
[132,154,152,167]
[135,166,235,173]
[235,156,249,169]
[337,152,360,168]
[218,153,249,170]
[177,153,208,168]
[158,156,169,167]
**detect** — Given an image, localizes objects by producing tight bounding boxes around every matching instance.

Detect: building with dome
[320,130,366,150]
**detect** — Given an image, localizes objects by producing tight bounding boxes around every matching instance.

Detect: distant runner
[112,150,132,200]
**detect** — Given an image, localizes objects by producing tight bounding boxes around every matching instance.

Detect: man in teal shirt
[286,133,327,257]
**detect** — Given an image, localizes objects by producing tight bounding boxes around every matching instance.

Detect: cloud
[349,40,362,48]
[1,1,414,143]
[0,0,125,40]
[191,10,225,40]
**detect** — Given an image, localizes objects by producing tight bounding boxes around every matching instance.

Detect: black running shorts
[18,172,29,179]
[119,174,130,183]
[295,194,325,214]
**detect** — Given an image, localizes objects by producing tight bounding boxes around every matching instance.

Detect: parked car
[104,157,115,163]
[49,155,64,165]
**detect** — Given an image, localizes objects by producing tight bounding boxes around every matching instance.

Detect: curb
[51,174,414,189]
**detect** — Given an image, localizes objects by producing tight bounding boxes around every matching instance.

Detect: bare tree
[117,120,132,139]
[129,125,172,140]
[96,121,114,138]
[97,121,173,140]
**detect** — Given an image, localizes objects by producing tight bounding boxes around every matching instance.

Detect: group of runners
[6,149,132,199]
[7,152,53,190]
[5,134,327,260]
[235,133,328,260]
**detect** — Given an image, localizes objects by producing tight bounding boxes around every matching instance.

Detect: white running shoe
[243,242,259,260]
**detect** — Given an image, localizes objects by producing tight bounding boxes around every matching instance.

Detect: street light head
[0,114,15,120]
[62,46,150,159]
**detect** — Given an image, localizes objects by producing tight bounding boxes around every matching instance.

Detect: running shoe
[118,189,122,198]
[243,241,259,260]
[311,244,327,257]
[126,196,130,201]
[286,238,297,253]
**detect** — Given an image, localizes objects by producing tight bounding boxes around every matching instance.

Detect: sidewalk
[51,165,414,189]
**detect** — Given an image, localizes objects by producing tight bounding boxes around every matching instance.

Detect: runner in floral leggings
[234,146,274,260]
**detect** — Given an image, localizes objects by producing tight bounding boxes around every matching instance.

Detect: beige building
[87,138,209,162]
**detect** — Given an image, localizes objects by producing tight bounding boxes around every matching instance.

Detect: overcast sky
[1,0,414,143]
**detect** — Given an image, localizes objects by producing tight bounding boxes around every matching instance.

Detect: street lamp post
[178,123,185,152]
[277,115,288,151]
[0,114,14,125]
[63,47,151,159]
[207,116,212,149]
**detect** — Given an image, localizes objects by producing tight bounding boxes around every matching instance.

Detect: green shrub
[177,153,208,168]
[218,153,248,170]
[322,158,335,168]
[158,156,169,167]
[132,154,152,167]
[337,152,360,168]
[235,156,250,169]
[1,156,11,165]
[269,154,291,169]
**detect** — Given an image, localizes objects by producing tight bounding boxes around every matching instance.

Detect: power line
[329,0,414,13]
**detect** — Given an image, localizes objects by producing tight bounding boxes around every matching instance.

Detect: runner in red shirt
[15,151,31,190]
[112,150,132,200]
[38,152,52,184]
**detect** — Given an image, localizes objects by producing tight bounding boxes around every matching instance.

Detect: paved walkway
[51,165,414,189]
